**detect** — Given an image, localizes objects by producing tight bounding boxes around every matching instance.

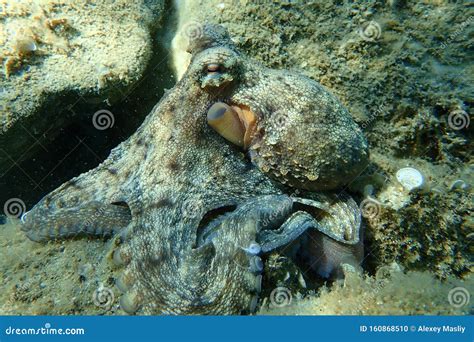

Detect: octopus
[21,24,369,314]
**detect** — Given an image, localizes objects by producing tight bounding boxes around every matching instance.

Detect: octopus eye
[206,63,221,74]
[201,58,238,89]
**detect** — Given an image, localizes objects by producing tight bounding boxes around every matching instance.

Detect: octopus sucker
[119,289,142,314]
[21,24,368,314]
[112,247,131,267]
[115,269,134,292]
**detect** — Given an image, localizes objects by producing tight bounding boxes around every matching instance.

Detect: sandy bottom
[1,218,471,315]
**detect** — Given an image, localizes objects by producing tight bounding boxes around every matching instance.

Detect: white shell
[25,41,37,52]
[396,167,424,191]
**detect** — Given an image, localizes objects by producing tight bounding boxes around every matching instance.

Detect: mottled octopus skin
[21,25,367,314]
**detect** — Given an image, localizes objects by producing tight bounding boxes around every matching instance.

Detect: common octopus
[21,24,369,314]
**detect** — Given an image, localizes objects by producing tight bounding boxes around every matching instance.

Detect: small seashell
[396,167,424,191]
[449,179,469,192]
[15,37,37,55]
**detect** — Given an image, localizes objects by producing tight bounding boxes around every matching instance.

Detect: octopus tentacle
[293,193,364,278]
[20,143,141,242]
[116,195,295,315]
[21,201,131,242]
[254,193,363,279]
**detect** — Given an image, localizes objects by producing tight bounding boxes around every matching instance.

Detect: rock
[0,0,164,166]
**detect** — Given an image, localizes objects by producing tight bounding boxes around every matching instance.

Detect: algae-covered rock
[355,153,473,279]
[0,0,164,165]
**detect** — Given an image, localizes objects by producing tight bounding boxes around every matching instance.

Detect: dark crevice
[110,201,130,209]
